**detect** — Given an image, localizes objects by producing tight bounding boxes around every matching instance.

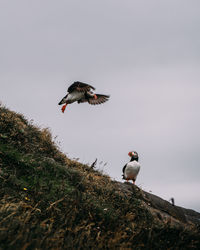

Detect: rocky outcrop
[115,182,200,228]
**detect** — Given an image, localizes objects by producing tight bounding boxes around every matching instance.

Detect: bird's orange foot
[94,94,98,100]
[61,104,67,113]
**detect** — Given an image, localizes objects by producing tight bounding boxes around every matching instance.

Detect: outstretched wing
[88,94,110,105]
[68,81,95,93]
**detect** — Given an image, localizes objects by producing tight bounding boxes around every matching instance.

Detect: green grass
[0,104,200,249]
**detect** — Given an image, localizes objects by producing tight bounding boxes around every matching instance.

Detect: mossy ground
[0,105,199,249]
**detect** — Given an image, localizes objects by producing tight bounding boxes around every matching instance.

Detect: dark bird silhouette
[169,198,175,206]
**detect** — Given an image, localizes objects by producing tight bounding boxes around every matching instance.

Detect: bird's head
[128,151,139,161]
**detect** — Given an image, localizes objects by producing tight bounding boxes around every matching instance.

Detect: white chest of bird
[124,161,141,180]
[66,91,85,103]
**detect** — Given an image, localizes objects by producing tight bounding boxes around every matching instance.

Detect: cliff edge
[0,105,199,249]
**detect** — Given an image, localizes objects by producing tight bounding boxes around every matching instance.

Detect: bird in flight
[58,81,110,113]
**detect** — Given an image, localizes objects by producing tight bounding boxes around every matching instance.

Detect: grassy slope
[0,105,199,250]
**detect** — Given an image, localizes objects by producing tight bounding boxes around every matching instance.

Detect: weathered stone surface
[115,181,200,227]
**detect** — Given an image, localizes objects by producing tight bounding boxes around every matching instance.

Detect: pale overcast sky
[0,0,200,211]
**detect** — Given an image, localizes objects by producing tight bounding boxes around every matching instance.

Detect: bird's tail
[58,95,67,105]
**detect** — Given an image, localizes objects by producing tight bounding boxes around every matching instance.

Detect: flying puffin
[58,81,110,113]
[122,151,141,184]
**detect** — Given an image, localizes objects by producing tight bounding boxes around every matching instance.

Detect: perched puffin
[122,151,141,184]
[58,81,110,113]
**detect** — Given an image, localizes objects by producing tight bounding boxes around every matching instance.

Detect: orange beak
[128,152,132,157]
[61,104,67,113]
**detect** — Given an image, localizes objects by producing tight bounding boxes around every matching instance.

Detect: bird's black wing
[88,94,110,105]
[122,164,127,179]
[122,164,127,174]
[68,81,95,93]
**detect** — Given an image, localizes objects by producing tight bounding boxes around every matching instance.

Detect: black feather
[68,81,95,93]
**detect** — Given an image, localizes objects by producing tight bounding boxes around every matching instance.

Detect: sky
[0,0,200,211]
